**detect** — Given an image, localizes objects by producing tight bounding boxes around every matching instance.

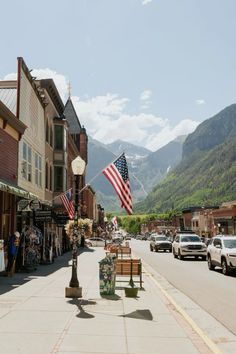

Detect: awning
[0,179,38,200]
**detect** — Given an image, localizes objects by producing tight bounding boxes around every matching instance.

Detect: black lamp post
[65,155,86,298]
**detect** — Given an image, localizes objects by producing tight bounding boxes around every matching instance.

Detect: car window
[155,236,167,241]
[213,238,221,247]
[175,236,179,242]
[223,239,236,248]
[180,236,201,242]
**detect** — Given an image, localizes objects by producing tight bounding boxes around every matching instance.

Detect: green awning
[0,180,38,200]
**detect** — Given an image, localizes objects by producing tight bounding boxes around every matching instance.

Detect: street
[131,238,236,336]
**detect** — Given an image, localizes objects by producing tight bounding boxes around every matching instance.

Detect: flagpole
[52,152,125,203]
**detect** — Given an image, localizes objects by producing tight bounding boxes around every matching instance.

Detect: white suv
[172,233,207,260]
[207,235,236,275]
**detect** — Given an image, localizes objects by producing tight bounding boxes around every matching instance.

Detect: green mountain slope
[136,104,236,213]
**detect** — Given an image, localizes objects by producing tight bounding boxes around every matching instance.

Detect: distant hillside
[136,104,236,213]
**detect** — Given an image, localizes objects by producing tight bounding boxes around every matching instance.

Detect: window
[54,125,63,149]
[54,166,63,191]
[45,162,49,189]
[22,142,32,182]
[35,153,42,187]
[50,165,52,191]
[46,119,49,143]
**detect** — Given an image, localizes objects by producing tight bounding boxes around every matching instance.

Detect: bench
[115,258,143,288]
[115,246,131,259]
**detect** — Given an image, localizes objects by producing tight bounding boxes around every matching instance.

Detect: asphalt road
[130,238,236,336]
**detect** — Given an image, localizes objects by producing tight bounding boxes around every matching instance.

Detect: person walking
[6,231,20,276]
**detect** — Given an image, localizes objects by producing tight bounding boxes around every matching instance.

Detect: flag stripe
[102,153,132,215]
[103,169,132,214]
[60,188,74,219]
[104,166,132,212]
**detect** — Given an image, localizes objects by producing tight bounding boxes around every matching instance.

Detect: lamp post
[65,155,86,298]
[104,216,108,247]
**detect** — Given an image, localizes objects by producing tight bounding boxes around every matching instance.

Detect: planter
[124,285,139,298]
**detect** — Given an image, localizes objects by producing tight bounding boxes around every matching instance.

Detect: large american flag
[60,188,74,219]
[102,153,132,214]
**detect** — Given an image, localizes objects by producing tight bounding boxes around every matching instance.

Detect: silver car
[150,234,172,252]
[172,233,207,260]
[85,237,105,247]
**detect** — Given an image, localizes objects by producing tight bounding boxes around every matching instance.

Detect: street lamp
[104,216,108,247]
[65,155,86,298]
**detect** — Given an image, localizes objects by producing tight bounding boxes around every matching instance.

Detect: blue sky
[1,0,236,151]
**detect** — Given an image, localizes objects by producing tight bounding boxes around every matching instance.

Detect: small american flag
[102,153,132,214]
[60,188,74,219]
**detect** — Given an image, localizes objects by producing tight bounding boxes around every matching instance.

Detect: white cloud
[142,0,152,5]
[4,68,69,102]
[140,89,152,109]
[196,99,206,105]
[31,68,69,102]
[3,72,17,80]
[140,90,152,101]
[2,67,200,152]
[146,119,200,151]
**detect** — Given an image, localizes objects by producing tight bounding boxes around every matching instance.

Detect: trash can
[99,254,116,295]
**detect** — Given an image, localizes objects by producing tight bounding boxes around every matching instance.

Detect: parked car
[207,235,236,275]
[150,234,172,252]
[85,237,105,247]
[172,233,207,260]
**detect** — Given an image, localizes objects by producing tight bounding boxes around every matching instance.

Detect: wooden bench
[115,246,131,259]
[115,258,143,288]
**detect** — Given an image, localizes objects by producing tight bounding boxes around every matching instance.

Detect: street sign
[17,199,30,211]
[30,199,41,210]
[34,210,52,222]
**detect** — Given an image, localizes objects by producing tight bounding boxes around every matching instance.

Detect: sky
[1,0,236,151]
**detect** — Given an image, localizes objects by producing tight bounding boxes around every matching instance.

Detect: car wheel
[207,255,215,270]
[178,250,183,260]
[222,258,230,276]
[169,247,172,253]
[150,246,153,252]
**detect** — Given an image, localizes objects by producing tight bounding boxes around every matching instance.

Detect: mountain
[131,137,184,197]
[107,140,151,162]
[87,136,184,212]
[136,104,236,213]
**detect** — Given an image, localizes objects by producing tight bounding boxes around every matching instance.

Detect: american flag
[102,153,132,214]
[60,188,74,219]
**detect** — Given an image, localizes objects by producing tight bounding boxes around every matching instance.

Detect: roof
[64,98,82,134]
[0,87,17,115]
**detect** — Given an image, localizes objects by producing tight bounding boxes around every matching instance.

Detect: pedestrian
[6,231,21,276]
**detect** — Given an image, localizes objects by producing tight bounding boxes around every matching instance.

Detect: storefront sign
[34,210,52,221]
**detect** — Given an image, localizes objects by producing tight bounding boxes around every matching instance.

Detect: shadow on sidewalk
[120,309,153,321]
[68,298,96,319]
[0,251,87,295]
[101,294,121,301]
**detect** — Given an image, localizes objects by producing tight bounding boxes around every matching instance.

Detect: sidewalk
[0,247,213,354]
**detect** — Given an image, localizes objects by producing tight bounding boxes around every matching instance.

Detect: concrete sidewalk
[0,248,214,354]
